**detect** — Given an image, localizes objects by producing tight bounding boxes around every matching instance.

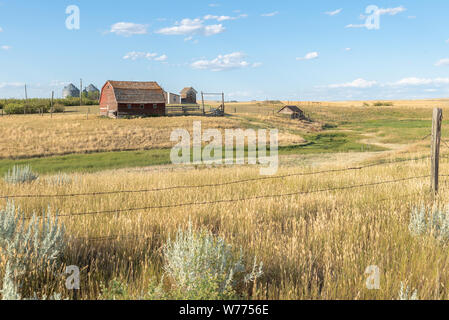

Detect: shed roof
[180,87,198,95]
[278,105,303,114]
[106,81,165,104]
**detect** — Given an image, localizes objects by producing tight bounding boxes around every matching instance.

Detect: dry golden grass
[2,150,449,300]
[2,99,449,300]
[0,112,310,159]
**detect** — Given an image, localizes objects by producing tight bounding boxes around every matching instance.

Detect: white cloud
[0,27,3,32]
[435,58,449,67]
[296,52,319,61]
[345,24,366,29]
[328,78,378,89]
[1,45,11,50]
[110,22,148,36]
[203,24,226,36]
[325,9,342,16]
[327,77,449,89]
[204,14,247,21]
[154,54,168,62]
[261,11,279,17]
[345,48,352,51]
[252,62,263,68]
[123,51,167,62]
[191,52,256,71]
[446,39,449,43]
[377,6,406,16]
[391,77,449,86]
[156,18,225,36]
[0,82,24,89]
[184,36,199,44]
[50,80,70,87]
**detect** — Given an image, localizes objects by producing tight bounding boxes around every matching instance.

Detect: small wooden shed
[180,87,198,104]
[278,105,305,119]
[99,81,166,118]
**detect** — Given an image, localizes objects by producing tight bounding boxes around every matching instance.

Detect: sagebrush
[0,201,66,300]
[4,165,39,184]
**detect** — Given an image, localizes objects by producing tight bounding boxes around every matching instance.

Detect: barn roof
[180,87,198,95]
[108,81,162,90]
[106,81,165,104]
[278,105,303,114]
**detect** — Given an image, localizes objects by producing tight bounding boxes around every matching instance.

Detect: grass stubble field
[2,100,449,300]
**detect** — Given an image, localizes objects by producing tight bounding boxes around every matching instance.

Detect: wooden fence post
[431,108,443,194]
[50,91,54,118]
[201,92,205,115]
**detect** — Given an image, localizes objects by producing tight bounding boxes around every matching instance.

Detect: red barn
[99,81,166,118]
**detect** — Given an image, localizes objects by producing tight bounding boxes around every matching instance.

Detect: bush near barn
[0,97,98,114]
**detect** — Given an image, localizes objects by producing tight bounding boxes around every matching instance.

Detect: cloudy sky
[0,0,448,101]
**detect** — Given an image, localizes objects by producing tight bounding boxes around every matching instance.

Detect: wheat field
[2,100,449,300]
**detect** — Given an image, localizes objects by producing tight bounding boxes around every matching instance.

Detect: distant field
[1,100,447,173]
[0,109,306,160]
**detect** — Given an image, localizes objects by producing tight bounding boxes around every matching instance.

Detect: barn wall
[99,84,118,116]
[117,103,166,117]
[278,109,293,115]
[181,93,197,104]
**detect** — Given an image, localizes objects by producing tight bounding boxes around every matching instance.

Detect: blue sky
[0,0,448,101]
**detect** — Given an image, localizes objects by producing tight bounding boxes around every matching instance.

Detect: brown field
[0,106,310,159]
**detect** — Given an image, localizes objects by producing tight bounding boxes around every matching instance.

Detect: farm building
[83,84,100,98]
[62,83,80,98]
[164,92,181,105]
[180,87,198,104]
[99,81,166,118]
[278,105,305,119]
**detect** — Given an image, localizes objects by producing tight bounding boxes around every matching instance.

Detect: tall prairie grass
[0,155,448,299]
[2,100,449,300]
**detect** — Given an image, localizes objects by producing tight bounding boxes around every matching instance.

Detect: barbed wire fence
[0,109,446,243]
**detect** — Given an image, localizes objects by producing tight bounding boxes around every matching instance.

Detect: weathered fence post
[50,91,54,118]
[201,92,205,115]
[431,108,443,194]
[222,92,225,115]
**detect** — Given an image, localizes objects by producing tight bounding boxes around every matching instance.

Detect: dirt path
[279,131,420,168]
[114,131,419,174]
[359,132,408,152]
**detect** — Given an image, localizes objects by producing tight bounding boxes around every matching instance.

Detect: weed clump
[4,165,39,184]
[409,206,449,241]
[0,201,65,300]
